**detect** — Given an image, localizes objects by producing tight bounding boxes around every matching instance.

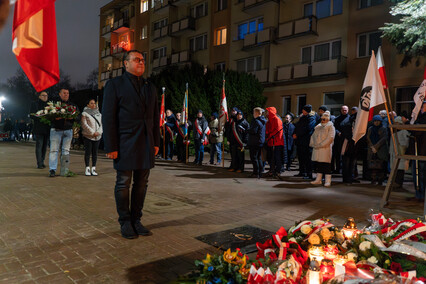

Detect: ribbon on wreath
[256,239,277,260]
[304,221,334,241]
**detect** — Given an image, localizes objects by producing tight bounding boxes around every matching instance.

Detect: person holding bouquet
[48,89,80,177]
[81,99,103,176]
[30,92,50,169]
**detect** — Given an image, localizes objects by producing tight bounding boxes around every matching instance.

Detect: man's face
[39,92,48,102]
[237,114,243,120]
[253,111,259,118]
[176,113,181,120]
[373,120,381,126]
[318,109,325,116]
[59,89,69,101]
[341,106,348,115]
[125,52,145,77]
[302,109,308,116]
[197,112,202,118]
[285,115,291,123]
[351,108,357,115]
[166,110,172,117]
[231,110,237,116]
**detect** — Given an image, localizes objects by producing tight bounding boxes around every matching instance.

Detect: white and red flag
[368,46,388,121]
[12,0,59,92]
[218,78,228,133]
[410,67,426,124]
[353,51,387,144]
[159,92,165,128]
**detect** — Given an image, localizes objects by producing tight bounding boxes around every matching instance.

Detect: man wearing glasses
[30,92,51,169]
[102,50,160,239]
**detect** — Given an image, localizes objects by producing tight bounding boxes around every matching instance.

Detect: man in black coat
[248,107,266,178]
[332,105,349,173]
[164,109,176,160]
[30,92,51,169]
[102,50,160,239]
[283,113,295,170]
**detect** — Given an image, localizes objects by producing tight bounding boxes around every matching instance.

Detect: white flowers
[367,256,378,264]
[288,237,297,243]
[51,109,57,114]
[36,110,43,115]
[313,220,325,227]
[346,252,357,262]
[60,108,66,113]
[300,225,312,235]
[359,241,372,252]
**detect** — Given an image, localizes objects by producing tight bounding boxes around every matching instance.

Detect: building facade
[98,0,424,116]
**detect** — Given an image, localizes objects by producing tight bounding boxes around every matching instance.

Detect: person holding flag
[228,110,249,173]
[164,109,176,160]
[193,110,210,165]
[218,76,228,167]
[226,107,239,170]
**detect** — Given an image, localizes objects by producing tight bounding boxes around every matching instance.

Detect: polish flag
[12,0,59,92]
[353,51,387,143]
[369,46,388,120]
[218,78,228,133]
[159,92,165,128]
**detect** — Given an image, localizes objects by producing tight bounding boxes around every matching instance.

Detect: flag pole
[162,87,166,159]
[222,73,225,168]
[185,83,189,164]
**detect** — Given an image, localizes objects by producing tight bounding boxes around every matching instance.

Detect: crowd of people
[158,101,426,202]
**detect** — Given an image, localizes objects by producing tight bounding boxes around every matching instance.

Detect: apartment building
[98,0,424,117]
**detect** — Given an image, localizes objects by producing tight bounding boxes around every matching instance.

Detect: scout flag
[410,67,426,124]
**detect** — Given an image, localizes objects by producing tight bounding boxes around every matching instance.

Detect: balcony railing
[112,68,123,78]
[100,71,112,81]
[277,16,317,40]
[275,56,347,81]
[154,0,177,11]
[171,17,195,34]
[153,26,169,40]
[112,17,130,33]
[171,50,191,64]
[101,25,112,36]
[152,56,169,69]
[243,0,278,10]
[243,28,274,49]
[249,69,269,83]
[101,48,111,58]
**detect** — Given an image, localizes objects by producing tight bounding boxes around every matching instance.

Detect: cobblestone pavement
[0,142,423,283]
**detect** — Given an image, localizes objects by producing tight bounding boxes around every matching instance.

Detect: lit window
[214,27,227,46]
[140,25,148,40]
[237,17,263,40]
[141,0,149,13]
[357,31,381,57]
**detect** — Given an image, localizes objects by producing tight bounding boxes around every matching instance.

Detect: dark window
[316,0,331,19]
[358,31,381,57]
[297,95,307,115]
[302,47,312,64]
[215,62,226,71]
[333,0,343,15]
[369,32,381,55]
[331,41,341,59]
[217,0,227,11]
[359,0,383,9]
[304,3,313,17]
[314,43,330,62]
[358,34,367,57]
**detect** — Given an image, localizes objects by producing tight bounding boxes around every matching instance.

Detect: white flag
[218,81,228,132]
[410,78,426,124]
[353,51,387,143]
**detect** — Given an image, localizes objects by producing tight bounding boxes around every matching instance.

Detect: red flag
[159,93,165,128]
[12,0,59,92]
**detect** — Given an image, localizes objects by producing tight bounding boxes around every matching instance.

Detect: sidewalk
[0,142,422,283]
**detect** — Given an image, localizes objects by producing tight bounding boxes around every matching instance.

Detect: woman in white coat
[309,111,335,187]
[81,99,103,176]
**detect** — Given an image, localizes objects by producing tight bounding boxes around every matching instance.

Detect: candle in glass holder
[341,217,358,239]
[306,259,322,284]
[324,244,338,260]
[333,257,346,278]
[308,245,324,263]
[320,259,335,282]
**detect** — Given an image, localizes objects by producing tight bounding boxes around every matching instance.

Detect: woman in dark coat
[366,115,389,185]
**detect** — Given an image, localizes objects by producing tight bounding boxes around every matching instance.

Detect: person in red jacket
[265,107,285,178]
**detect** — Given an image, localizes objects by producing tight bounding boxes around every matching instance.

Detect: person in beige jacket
[309,111,335,187]
[81,99,103,176]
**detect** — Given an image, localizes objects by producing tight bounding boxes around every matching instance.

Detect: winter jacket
[294,112,316,147]
[193,116,209,141]
[29,99,50,135]
[208,118,223,143]
[310,121,335,163]
[248,116,266,147]
[367,125,389,162]
[283,122,295,151]
[225,115,237,144]
[81,107,103,141]
[229,118,249,146]
[265,107,284,147]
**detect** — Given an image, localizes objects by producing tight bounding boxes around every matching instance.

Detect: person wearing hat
[366,115,389,185]
[208,112,223,165]
[264,106,285,178]
[389,116,410,190]
[248,107,266,178]
[164,109,177,161]
[293,104,316,179]
[310,111,335,187]
[228,110,249,172]
[316,105,328,125]
[225,107,240,170]
[193,110,209,165]
[283,113,295,170]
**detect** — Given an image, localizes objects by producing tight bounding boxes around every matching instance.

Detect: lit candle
[320,259,335,282]
[308,245,324,263]
[333,257,346,278]
[307,259,322,284]
[341,217,358,240]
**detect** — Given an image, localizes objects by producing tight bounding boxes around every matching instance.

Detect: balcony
[101,48,111,59]
[154,0,178,12]
[100,71,112,81]
[101,25,112,38]
[112,68,123,78]
[243,28,274,50]
[275,56,347,82]
[243,0,278,10]
[153,26,169,40]
[249,69,269,83]
[111,45,126,56]
[171,50,191,64]
[152,56,169,69]
[170,17,195,35]
[112,17,130,33]
[277,16,317,40]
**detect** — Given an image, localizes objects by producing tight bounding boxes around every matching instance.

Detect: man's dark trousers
[250,146,263,176]
[35,133,49,167]
[115,170,150,225]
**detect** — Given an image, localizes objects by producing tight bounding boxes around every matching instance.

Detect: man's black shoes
[49,170,55,177]
[133,221,152,236]
[121,222,138,239]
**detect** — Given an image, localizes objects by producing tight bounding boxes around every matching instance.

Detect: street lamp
[0,95,6,123]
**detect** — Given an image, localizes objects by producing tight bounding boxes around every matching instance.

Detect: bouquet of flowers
[32,101,79,125]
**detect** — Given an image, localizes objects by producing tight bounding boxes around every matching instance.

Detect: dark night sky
[0,0,111,86]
